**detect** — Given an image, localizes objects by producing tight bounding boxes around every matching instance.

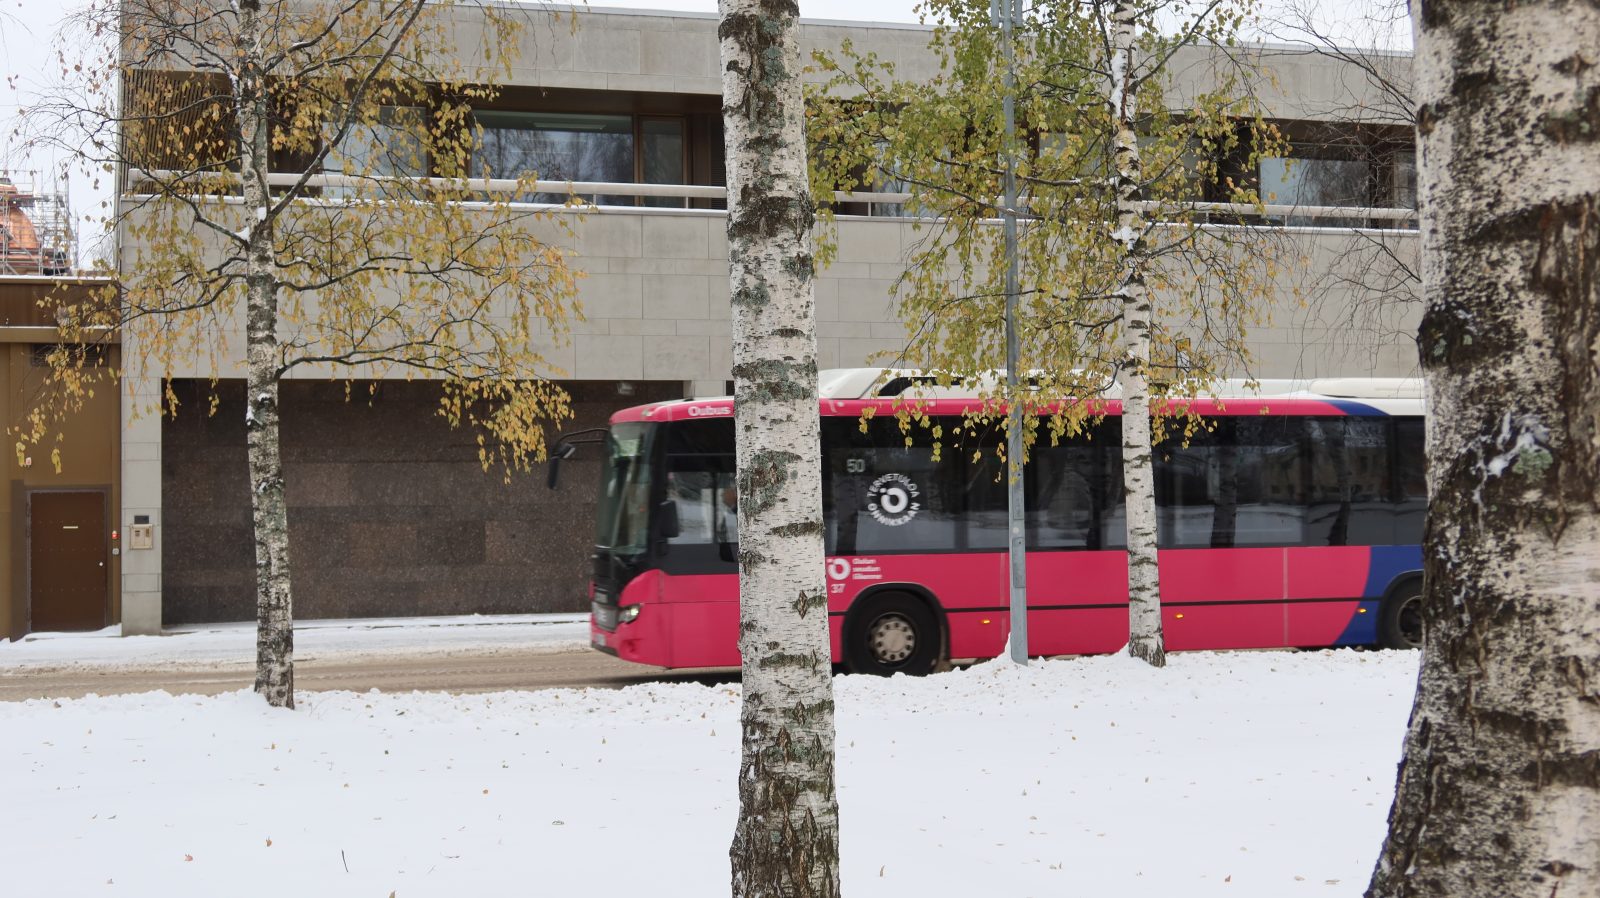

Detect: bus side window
[1028,418,1130,549]
[1392,418,1426,545]
[1098,419,1127,548]
[960,416,1008,552]
[1152,418,1309,549]
[823,416,964,554]
[820,417,864,555]
[1026,424,1120,551]
[1153,421,1225,548]
[1225,416,1309,547]
[1307,417,1392,546]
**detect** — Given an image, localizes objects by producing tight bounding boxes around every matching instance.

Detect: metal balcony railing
[127,169,1419,234]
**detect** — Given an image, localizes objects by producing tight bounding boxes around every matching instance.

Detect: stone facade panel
[641,216,712,259]
[575,335,644,379]
[160,379,682,624]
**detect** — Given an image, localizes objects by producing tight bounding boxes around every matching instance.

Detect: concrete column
[119,371,163,635]
[689,380,727,398]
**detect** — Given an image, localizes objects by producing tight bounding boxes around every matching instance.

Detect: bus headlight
[619,604,643,624]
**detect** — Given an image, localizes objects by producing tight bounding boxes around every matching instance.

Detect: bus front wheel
[1378,582,1424,650]
[845,593,941,676]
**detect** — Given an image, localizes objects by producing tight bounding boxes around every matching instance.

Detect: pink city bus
[568,371,1426,675]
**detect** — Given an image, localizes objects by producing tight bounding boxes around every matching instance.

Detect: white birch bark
[1366,1,1600,894]
[718,0,841,895]
[1107,0,1166,668]
[236,0,295,709]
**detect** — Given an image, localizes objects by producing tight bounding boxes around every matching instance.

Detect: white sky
[0,0,1409,264]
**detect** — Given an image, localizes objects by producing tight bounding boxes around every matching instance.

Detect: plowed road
[0,647,736,702]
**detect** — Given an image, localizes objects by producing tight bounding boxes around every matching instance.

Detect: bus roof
[609,370,1425,424]
[814,368,1423,401]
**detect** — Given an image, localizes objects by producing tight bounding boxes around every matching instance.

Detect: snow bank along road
[0,651,1418,898]
[0,646,729,701]
[0,616,691,700]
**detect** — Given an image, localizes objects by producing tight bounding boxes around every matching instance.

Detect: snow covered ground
[0,649,1418,897]
[0,614,590,671]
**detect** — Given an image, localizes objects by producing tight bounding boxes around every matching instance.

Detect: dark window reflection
[1393,418,1426,544]
[1308,418,1389,545]
[1026,420,1125,550]
[477,111,635,204]
[1153,418,1307,548]
[1391,151,1417,209]
[655,412,1428,560]
[822,417,993,554]
[1259,154,1371,227]
[640,118,687,209]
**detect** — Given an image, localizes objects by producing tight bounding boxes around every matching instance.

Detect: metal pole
[996,0,1027,665]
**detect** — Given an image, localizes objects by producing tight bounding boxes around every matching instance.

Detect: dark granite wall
[161,379,682,624]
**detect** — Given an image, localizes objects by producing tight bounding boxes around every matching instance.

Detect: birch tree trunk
[236,0,295,710]
[1107,0,1165,668]
[1366,0,1600,894]
[719,0,841,895]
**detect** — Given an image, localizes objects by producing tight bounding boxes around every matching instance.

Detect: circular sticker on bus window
[867,473,922,526]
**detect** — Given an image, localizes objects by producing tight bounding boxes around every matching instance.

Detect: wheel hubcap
[1397,595,1424,648]
[868,613,916,665]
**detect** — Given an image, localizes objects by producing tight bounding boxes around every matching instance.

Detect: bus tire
[1378,580,1424,650]
[845,592,942,676]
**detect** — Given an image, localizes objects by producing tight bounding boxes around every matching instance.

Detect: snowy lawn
[0,650,1418,897]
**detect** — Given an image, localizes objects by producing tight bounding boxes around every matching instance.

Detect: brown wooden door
[29,491,108,632]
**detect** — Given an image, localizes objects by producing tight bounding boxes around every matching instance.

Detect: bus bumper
[590,599,742,668]
[590,607,672,667]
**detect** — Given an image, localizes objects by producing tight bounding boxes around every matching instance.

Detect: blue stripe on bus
[1332,546,1421,646]
[1363,545,1423,598]
[1326,399,1389,416]
[1334,601,1382,645]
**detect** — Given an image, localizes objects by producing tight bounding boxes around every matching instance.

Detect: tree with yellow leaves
[811,0,1289,667]
[20,0,582,708]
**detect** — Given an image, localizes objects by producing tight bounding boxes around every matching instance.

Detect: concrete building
[7,6,1421,639]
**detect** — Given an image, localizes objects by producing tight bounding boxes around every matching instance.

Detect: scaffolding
[0,170,75,276]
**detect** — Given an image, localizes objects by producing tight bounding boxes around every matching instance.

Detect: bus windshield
[595,423,655,554]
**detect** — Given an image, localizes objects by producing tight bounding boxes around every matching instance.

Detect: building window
[477,111,634,203]
[1034,131,1211,208]
[639,117,688,209]
[1391,150,1417,209]
[1257,134,1416,228]
[475,111,691,207]
[1259,153,1371,227]
[322,106,428,197]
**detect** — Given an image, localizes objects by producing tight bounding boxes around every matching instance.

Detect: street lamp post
[994,0,1027,666]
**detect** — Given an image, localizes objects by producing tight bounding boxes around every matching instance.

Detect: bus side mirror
[658,499,681,539]
[546,442,579,490]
